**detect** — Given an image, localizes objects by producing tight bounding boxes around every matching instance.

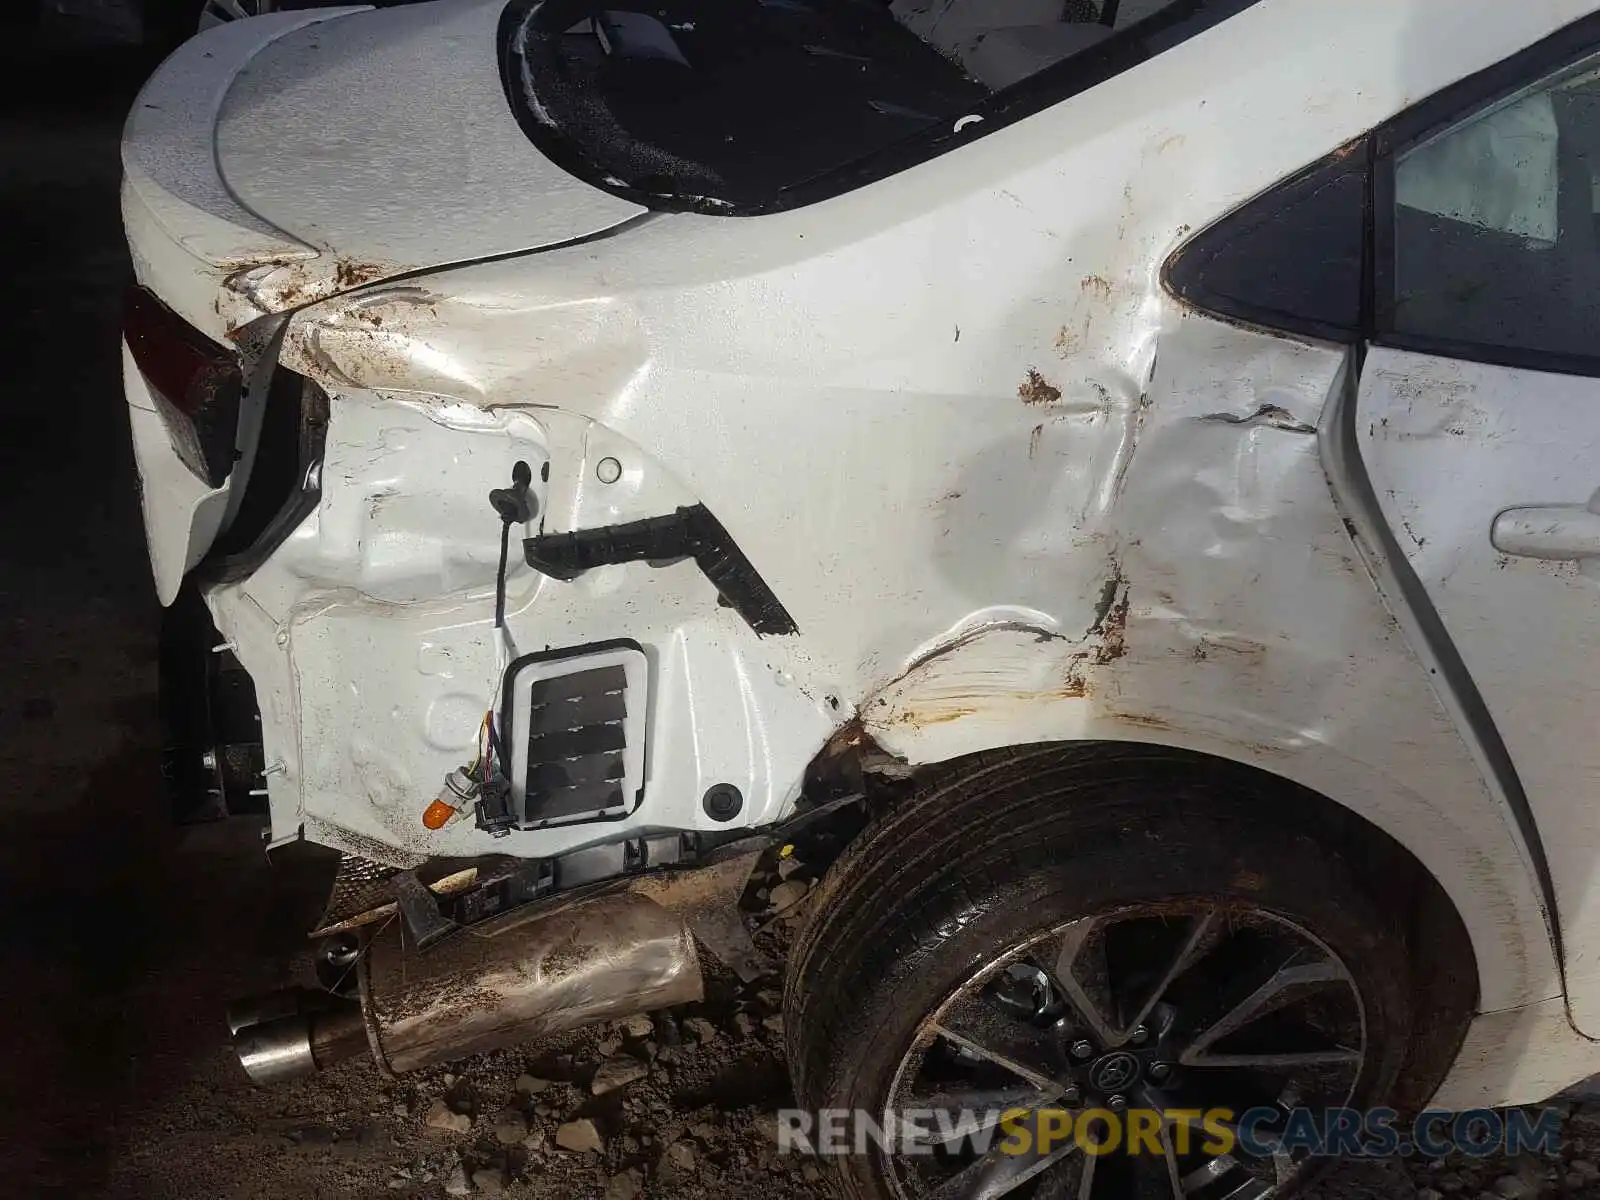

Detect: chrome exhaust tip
[230,991,367,1083]
[234,1013,317,1084]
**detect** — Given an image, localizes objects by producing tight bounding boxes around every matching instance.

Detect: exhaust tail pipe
[233,1000,368,1085]
[230,889,703,1083]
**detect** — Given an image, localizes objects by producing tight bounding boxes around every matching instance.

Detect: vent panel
[504,642,647,829]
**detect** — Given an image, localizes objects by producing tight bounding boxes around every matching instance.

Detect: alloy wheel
[884,902,1367,1200]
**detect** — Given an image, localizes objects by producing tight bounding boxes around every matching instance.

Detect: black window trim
[1160,139,1372,346]
[1371,9,1600,380]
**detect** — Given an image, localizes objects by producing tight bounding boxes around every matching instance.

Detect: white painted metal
[1358,346,1600,1035]
[1433,994,1596,1109]
[122,343,231,603]
[120,10,343,336]
[120,0,1600,1108]
[213,1,647,308]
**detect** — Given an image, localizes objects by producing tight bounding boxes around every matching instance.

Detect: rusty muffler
[230,889,704,1083]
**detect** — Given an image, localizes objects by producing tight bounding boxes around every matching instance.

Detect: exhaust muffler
[230,888,703,1083]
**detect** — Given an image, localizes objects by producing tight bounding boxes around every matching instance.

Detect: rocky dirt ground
[5,31,1600,1200]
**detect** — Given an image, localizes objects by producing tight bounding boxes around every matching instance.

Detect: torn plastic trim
[524,504,799,635]
[311,791,867,940]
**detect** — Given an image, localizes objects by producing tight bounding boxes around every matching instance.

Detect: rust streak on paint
[1109,711,1174,732]
[860,576,1133,737]
[887,704,978,727]
[1328,136,1364,163]
[1019,368,1062,407]
[334,258,389,290]
[1091,590,1130,665]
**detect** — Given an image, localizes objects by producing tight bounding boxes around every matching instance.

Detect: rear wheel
[785,746,1449,1200]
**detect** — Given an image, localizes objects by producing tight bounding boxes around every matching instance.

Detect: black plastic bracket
[450,858,556,926]
[394,870,459,950]
[523,504,798,635]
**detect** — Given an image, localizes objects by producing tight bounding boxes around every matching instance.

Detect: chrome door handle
[1492,504,1600,561]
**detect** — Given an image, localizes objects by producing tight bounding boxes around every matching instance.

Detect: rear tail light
[123,286,243,487]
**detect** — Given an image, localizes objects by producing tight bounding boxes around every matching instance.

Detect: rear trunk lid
[122,0,646,336]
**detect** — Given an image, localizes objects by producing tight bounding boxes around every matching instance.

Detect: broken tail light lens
[123,285,243,488]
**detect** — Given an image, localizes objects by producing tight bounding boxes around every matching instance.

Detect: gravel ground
[103,919,839,1200]
[4,34,1600,1200]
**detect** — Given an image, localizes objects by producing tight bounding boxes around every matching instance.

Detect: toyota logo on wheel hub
[1088,1051,1140,1093]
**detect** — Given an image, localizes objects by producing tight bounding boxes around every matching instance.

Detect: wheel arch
[804,716,1553,1028]
[796,737,1481,1114]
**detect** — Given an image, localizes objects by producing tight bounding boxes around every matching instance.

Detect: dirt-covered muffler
[229,889,703,1083]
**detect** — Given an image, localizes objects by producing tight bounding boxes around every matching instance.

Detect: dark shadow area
[0,25,329,1196]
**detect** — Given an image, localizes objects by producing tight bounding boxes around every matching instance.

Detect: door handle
[1491,504,1600,561]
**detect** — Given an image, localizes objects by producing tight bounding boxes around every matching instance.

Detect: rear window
[498,0,1263,213]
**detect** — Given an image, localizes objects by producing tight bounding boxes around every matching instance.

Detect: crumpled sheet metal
[855,311,1554,1018]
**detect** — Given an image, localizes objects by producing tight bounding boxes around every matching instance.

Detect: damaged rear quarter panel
[849,315,1550,1023]
[204,0,1560,1041]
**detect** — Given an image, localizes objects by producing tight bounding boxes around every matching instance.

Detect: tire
[784,744,1438,1200]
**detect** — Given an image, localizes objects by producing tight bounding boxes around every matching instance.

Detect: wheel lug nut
[1107,1094,1127,1112]
[1129,1025,1149,1046]
[1061,1085,1081,1106]
[1070,1039,1094,1060]
[1148,1061,1171,1081]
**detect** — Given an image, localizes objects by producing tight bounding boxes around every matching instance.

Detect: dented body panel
[122,0,1600,1109]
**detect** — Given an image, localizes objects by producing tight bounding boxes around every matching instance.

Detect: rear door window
[1384,52,1600,369]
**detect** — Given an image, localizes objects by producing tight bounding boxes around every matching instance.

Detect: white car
[121,0,1600,1195]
